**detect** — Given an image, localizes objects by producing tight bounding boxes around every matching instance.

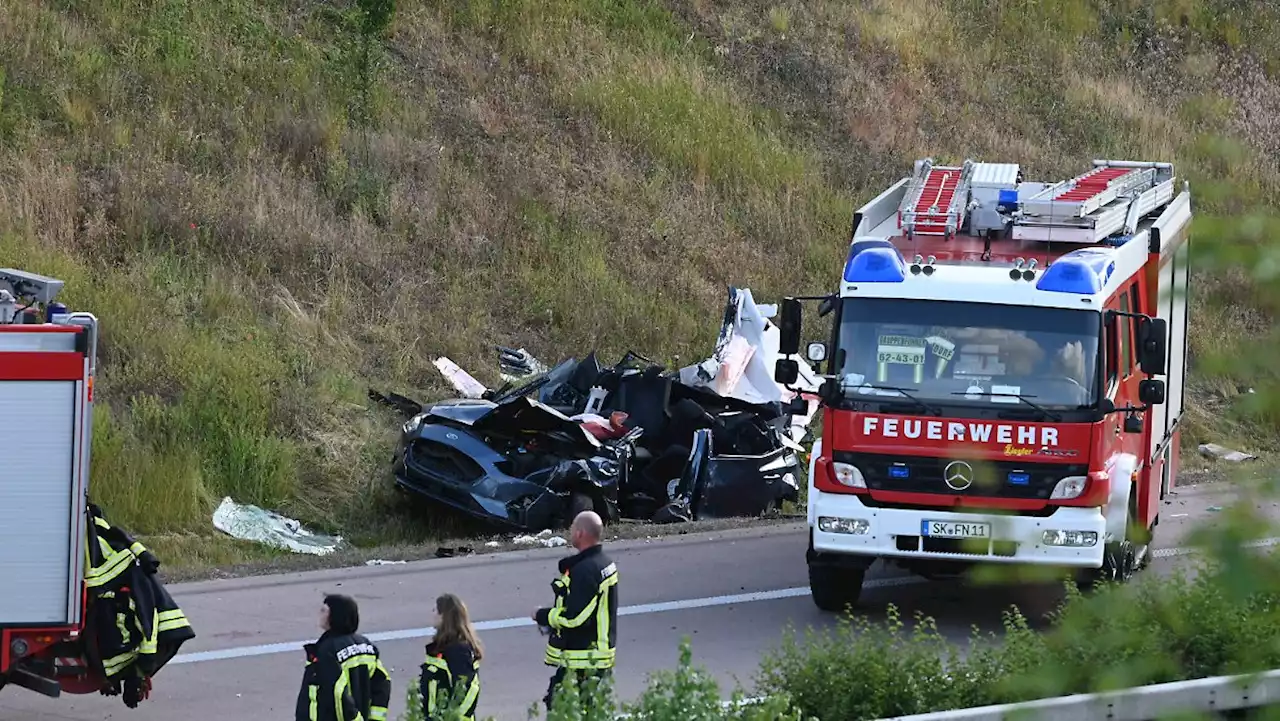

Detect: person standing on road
[419,593,484,721]
[295,593,392,721]
[532,510,619,710]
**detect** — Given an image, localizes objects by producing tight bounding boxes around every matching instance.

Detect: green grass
[1,0,1277,569]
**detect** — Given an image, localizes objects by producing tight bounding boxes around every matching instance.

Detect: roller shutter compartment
[0,380,77,626]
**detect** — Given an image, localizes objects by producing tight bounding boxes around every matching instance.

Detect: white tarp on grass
[212,497,344,556]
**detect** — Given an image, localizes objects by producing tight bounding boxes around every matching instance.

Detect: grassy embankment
[1,0,1277,570]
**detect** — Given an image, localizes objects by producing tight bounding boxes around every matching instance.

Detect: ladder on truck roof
[1013,160,1177,244]
[898,158,975,238]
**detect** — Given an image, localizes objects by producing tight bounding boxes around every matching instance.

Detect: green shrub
[757,549,1280,721]
[396,639,808,721]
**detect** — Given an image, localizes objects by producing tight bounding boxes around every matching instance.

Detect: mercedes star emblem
[943,460,974,491]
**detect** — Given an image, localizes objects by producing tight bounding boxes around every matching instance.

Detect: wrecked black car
[376,286,819,532]
[379,350,803,532]
[391,395,642,530]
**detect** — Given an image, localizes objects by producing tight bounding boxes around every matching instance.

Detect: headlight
[1050,475,1087,500]
[818,517,870,534]
[1042,530,1098,547]
[402,414,425,435]
[832,462,867,489]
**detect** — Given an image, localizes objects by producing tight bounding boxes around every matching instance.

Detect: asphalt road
[2,481,1275,721]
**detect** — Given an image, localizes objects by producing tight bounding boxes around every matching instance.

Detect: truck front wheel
[808,560,866,613]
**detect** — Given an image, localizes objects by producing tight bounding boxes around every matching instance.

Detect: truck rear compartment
[0,379,81,626]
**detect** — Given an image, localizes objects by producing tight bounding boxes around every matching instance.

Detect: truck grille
[407,439,486,484]
[842,452,1087,500]
[895,534,1019,557]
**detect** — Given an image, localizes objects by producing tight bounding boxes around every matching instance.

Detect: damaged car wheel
[568,492,596,521]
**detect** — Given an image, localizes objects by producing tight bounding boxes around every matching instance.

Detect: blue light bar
[843,240,907,283]
[1035,247,1117,295]
[1008,471,1030,486]
[889,464,910,479]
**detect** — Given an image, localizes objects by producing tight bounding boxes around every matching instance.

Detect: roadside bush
[757,550,1280,721]
[396,639,809,721]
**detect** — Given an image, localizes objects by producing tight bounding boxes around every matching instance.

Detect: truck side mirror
[1137,317,1168,376]
[1138,378,1166,406]
[806,342,827,363]
[779,298,802,356]
[775,358,800,386]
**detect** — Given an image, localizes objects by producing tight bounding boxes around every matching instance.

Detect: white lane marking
[168,537,1280,666]
[169,576,926,665]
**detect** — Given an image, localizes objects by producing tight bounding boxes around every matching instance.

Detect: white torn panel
[433,357,488,399]
[212,497,344,556]
[678,287,821,443]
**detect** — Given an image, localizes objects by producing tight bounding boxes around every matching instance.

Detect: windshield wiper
[854,384,944,416]
[949,391,1062,422]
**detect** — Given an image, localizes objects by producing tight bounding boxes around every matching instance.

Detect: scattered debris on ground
[371,286,821,533]
[1199,443,1257,463]
[512,529,569,547]
[211,497,344,555]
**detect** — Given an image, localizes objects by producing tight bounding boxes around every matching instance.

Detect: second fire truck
[774,157,1192,610]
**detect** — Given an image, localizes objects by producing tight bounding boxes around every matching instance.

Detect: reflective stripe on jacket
[294,632,392,721]
[83,502,196,683]
[534,545,618,670]
[419,641,480,720]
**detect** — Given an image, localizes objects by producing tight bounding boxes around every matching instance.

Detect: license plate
[921,520,991,539]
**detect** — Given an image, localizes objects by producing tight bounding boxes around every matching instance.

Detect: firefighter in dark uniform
[419,593,483,721]
[295,594,392,721]
[532,510,619,710]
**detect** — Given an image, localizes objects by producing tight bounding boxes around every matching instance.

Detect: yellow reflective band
[597,590,610,654]
[460,674,480,712]
[86,549,133,587]
[370,707,387,721]
[422,655,450,678]
[334,670,349,721]
[157,611,191,633]
[309,685,319,721]
[102,650,137,676]
[426,679,439,713]
[549,594,597,630]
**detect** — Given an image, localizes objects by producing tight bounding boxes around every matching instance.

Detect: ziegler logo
[862,417,1060,447]
[1003,445,1081,458]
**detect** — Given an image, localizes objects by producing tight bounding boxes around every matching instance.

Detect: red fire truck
[0,267,192,704]
[773,158,1192,611]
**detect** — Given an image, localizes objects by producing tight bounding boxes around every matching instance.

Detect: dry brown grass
[0,0,1277,569]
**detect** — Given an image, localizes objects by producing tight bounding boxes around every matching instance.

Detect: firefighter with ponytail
[419,593,483,721]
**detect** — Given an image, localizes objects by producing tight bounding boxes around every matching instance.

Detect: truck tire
[808,561,865,613]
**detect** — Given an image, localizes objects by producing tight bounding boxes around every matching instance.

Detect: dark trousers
[543,666,613,710]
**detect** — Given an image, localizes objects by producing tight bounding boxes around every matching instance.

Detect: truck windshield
[834,297,1102,409]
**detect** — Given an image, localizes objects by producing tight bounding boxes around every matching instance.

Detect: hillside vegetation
[1,0,1278,566]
